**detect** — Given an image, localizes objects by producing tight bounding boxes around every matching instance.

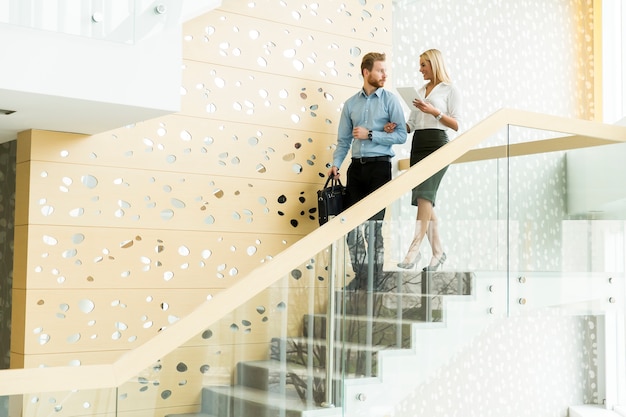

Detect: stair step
[334,290,430,317]
[271,336,389,377]
[272,336,390,356]
[202,384,327,417]
[335,271,472,314]
[238,359,329,390]
[569,405,623,417]
[237,359,343,406]
[303,313,416,346]
[341,270,472,295]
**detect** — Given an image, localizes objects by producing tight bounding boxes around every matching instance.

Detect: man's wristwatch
[368,130,373,139]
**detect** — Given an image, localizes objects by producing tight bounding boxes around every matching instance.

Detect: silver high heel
[397,247,421,269]
[423,252,447,272]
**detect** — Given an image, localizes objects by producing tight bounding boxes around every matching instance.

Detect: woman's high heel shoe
[423,252,447,272]
[397,248,421,270]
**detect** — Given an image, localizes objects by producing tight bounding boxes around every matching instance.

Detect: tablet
[396,86,424,109]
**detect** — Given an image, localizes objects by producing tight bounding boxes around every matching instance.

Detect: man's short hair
[361,52,386,75]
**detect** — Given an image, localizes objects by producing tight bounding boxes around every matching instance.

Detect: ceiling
[0,88,174,144]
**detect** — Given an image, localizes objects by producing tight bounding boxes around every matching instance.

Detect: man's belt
[352,156,391,164]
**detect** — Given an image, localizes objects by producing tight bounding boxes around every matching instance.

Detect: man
[328,52,407,291]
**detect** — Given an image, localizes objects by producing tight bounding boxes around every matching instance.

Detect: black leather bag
[317,175,346,225]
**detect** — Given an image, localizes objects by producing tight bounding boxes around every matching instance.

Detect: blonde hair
[421,49,452,84]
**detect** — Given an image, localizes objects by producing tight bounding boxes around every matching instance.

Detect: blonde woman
[394,49,462,270]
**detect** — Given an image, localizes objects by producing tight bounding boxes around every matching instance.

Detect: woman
[394,49,462,271]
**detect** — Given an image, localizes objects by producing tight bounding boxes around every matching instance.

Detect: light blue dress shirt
[332,87,407,169]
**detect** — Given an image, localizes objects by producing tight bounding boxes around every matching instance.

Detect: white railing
[0,0,214,43]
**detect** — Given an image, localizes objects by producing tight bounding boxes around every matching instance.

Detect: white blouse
[406,82,462,133]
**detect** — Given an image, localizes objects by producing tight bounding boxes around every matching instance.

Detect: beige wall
[11,1,393,415]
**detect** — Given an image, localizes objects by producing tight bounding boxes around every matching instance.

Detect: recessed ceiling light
[0,109,15,115]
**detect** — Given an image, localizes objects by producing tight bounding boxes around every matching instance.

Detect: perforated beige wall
[11,1,393,415]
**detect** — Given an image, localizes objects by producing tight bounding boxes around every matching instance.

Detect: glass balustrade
[107,227,498,417]
[502,127,626,411]
[502,126,625,315]
[2,118,625,417]
[0,0,174,44]
[114,245,345,416]
[8,388,117,417]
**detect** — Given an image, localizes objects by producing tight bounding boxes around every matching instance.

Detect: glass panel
[331,125,623,414]
[505,127,625,410]
[333,128,511,415]
[6,389,116,417]
[0,0,136,44]
[119,247,343,416]
[115,203,509,417]
[505,127,626,315]
[0,395,8,416]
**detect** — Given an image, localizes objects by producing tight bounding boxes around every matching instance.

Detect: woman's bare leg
[398,198,433,267]
[426,208,445,267]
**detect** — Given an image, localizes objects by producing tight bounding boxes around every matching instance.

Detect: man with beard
[328,51,407,292]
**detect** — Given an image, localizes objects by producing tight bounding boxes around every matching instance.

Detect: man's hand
[328,166,340,178]
[352,126,370,140]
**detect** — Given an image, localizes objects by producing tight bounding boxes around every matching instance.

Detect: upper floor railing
[0,0,187,44]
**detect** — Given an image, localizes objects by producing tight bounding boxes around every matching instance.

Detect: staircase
[165,270,474,417]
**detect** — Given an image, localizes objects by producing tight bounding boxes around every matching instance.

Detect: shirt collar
[359,87,383,98]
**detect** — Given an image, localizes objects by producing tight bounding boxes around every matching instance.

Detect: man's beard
[367,75,385,88]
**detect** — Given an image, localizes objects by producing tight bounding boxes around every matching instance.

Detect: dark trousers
[344,159,391,290]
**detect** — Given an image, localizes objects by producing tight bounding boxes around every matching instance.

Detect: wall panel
[23,160,320,233]
[180,60,354,134]
[15,225,295,290]
[216,1,392,45]
[183,10,389,86]
[23,116,337,184]
[13,0,393,415]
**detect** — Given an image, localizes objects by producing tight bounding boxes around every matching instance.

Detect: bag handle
[323,174,343,189]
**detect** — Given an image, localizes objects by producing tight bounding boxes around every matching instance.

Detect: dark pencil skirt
[409,128,449,206]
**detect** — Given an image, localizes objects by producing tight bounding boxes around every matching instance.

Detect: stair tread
[336,289,466,297]
[240,359,350,379]
[281,336,391,351]
[205,385,323,412]
[308,313,424,324]
[242,359,324,372]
